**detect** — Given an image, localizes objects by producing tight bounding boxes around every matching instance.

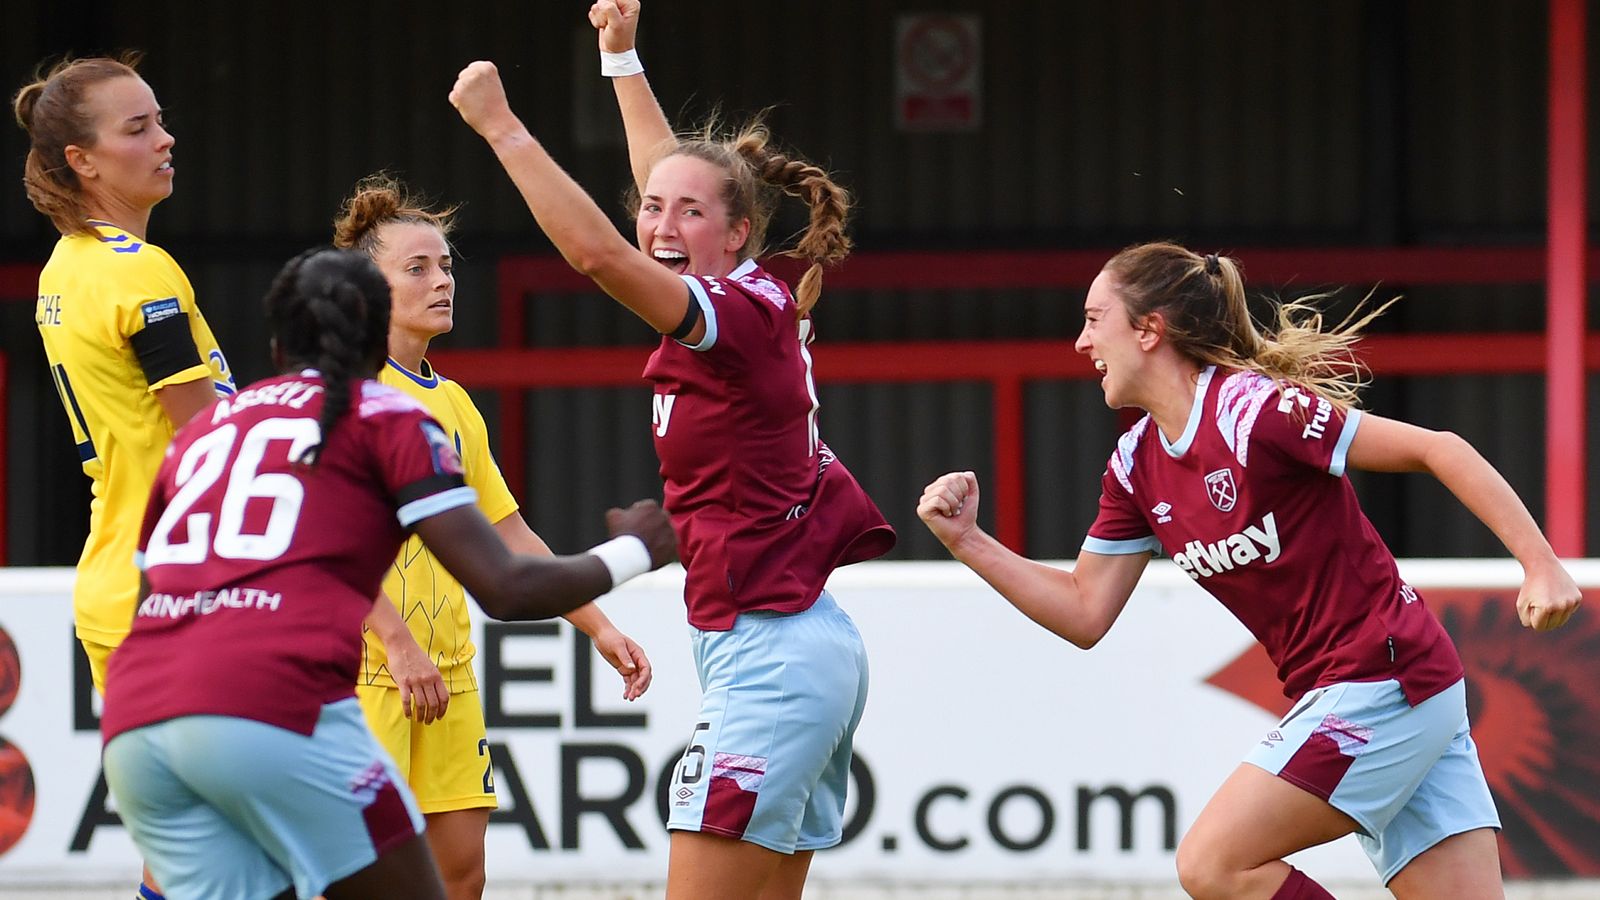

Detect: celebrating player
[919,242,1582,900]
[14,55,235,900]
[99,248,676,900]
[331,173,653,899]
[447,3,896,895]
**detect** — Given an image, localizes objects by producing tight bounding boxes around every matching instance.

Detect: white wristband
[600,48,644,77]
[589,535,652,588]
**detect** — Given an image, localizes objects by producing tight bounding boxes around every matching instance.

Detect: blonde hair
[13,54,144,237]
[331,172,457,257]
[1104,241,1394,409]
[633,118,851,318]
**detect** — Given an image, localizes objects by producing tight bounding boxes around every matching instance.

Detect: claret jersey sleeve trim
[678,276,722,351]
[396,484,476,528]
[1329,407,1363,477]
[1159,365,1216,458]
[1082,534,1162,555]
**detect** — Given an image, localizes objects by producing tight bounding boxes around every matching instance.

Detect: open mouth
[652,248,688,275]
[1094,359,1107,374]
[157,160,173,174]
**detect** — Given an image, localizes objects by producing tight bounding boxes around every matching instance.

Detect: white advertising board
[0,560,1595,887]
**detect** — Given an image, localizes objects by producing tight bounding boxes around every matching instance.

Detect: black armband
[670,286,703,341]
[130,311,203,385]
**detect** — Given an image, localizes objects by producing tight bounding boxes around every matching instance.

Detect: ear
[63,144,96,180]
[725,217,751,254]
[1136,312,1166,352]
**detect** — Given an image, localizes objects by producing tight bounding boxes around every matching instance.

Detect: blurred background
[3,0,1597,566]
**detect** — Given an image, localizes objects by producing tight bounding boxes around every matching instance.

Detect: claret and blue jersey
[1085,366,1463,704]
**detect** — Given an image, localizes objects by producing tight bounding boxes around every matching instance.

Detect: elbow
[567,238,634,281]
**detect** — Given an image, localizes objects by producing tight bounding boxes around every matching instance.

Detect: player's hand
[606,499,678,568]
[1516,559,1583,631]
[918,471,981,551]
[449,61,520,141]
[589,0,641,53]
[591,626,654,700]
[390,641,449,725]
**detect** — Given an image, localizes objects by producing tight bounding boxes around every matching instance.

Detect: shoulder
[1106,414,1154,494]
[1212,369,1288,466]
[692,261,794,313]
[356,380,431,420]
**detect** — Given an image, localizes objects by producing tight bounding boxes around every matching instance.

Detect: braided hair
[262,248,392,465]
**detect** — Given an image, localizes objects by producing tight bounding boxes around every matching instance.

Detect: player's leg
[667,830,785,899]
[103,720,296,899]
[1176,763,1355,898]
[1387,828,1503,900]
[408,689,497,900]
[423,809,490,898]
[323,832,446,900]
[665,592,868,899]
[760,849,815,900]
[175,698,438,900]
[86,638,179,900]
[1181,678,1467,898]
[1369,708,1502,899]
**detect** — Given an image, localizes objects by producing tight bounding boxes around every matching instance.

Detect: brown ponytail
[12,54,143,236]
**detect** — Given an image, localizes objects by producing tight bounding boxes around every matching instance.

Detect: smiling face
[1075,269,1156,410]
[372,221,455,345]
[70,76,174,213]
[636,153,750,278]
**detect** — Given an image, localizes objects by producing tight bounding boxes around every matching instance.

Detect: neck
[83,197,152,241]
[387,330,430,374]
[1140,360,1206,444]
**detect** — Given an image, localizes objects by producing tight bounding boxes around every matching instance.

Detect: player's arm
[589,0,675,192]
[449,61,692,335]
[416,499,675,622]
[363,593,449,724]
[1346,412,1580,630]
[493,512,654,699]
[152,378,216,429]
[918,471,1149,648]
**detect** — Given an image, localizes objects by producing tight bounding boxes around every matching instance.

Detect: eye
[440,264,454,275]
[406,265,425,276]
[641,202,661,214]
[684,207,703,217]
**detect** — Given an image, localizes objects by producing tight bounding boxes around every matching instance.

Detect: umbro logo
[1151,501,1173,524]
[1260,729,1284,748]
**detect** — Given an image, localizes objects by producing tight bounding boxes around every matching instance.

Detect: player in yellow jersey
[333,173,653,900]
[14,55,235,900]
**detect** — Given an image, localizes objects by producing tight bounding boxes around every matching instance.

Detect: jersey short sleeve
[1082,421,1162,556]
[358,385,476,527]
[104,242,213,392]
[1242,383,1363,477]
[676,265,792,369]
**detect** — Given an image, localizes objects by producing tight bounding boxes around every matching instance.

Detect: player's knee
[1174,834,1235,900]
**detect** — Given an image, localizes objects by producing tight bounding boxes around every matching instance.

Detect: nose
[155,123,175,152]
[1074,325,1091,355]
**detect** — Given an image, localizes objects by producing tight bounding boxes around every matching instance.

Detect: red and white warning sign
[895,14,983,132]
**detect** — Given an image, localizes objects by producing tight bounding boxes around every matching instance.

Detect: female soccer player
[331,173,653,899]
[448,4,895,894]
[918,242,1583,900]
[14,55,235,900]
[100,247,677,900]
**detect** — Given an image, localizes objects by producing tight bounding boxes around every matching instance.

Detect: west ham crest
[1204,468,1237,512]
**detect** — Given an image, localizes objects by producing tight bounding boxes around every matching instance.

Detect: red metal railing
[450,247,1599,553]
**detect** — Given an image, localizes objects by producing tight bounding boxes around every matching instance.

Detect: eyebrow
[642,193,705,205]
[403,254,451,264]
[125,108,165,125]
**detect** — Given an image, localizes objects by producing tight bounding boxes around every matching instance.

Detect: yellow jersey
[362,358,520,693]
[35,222,235,645]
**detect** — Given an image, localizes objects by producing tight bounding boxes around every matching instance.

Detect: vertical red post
[993,376,1026,552]
[0,351,8,566]
[1547,0,1587,555]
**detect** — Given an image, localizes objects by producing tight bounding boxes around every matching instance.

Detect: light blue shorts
[103,698,425,900]
[666,591,869,854]
[1244,678,1499,883]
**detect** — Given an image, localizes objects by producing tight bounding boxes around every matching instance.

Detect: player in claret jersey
[920,242,1581,900]
[100,249,676,900]
[449,4,895,895]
